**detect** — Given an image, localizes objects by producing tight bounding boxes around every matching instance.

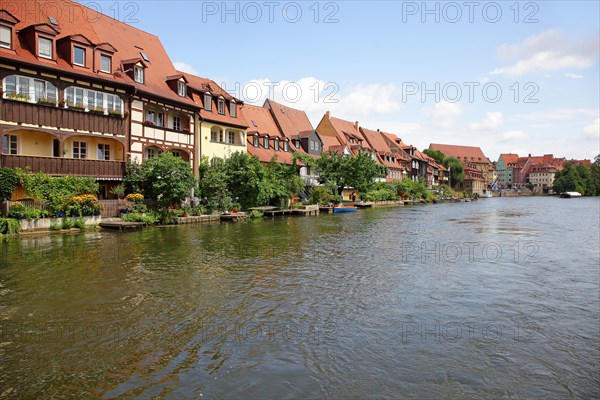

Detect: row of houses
[1,1,460,200]
[496,153,590,193]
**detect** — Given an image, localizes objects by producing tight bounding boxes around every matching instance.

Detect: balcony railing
[0,154,125,180]
[1,99,126,136]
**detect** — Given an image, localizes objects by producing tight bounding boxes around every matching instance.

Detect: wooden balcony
[0,154,125,180]
[1,99,126,136]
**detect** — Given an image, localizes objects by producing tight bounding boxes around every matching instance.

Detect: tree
[423,149,445,164]
[198,156,228,210]
[554,160,598,195]
[222,152,270,209]
[138,153,196,208]
[316,151,387,196]
[443,157,465,187]
[0,168,19,202]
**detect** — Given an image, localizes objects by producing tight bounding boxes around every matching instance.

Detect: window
[87,90,104,110]
[134,66,144,83]
[204,93,212,111]
[230,101,236,117]
[264,137,269,149]
[157,112,164,127]
[172,150,181,158]
[2,135,17,155]
[146,110,156,124]
[173,115,181,131]
[3,75,58,103]
[73,46,85,66]
[145,146,162,159]
[65,86,84,107]
[72,141,87,159]
[38,37,52,59]
[106,94,123,113]
[283,141,289,151]
[178,81,186,97]
[211,128,221,142]
[228,131,235,144]
[310,140,315,150]
[253,135,259,147]
[97,144,110,160]
[217,98,225,115]
[0,25,11,49]
[100,54,111,73]
[274,138,279,151]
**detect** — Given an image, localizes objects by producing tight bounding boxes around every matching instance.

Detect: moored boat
[559,192,582,198]
[333,206,357,213]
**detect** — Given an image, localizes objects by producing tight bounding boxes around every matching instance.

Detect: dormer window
[253,134,259,147]
[204,93,212,111]
[283,140,289,151]
[38,36,52,58]
[274,138,280,151]
[0,25,11,49]
[100,54,111,73]
[178,81,186,97]
[217,98,225,115]
[295,139,300,148]
[230,101,237,117]
[264,136,269,149]
[73,46,85,66]
[134,66,144,83]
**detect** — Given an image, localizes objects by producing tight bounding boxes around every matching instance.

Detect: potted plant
[7,92,30,102]
[37,97,57,107]
[108,109,123,118]
[88,106,105,115]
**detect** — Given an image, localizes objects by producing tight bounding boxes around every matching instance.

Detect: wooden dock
[220,212,247,222]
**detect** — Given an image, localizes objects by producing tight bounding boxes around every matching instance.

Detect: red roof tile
[265,99,314,140]
[500,153,519,165]
[429,143,489,164]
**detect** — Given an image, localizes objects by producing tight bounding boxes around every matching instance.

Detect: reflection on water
[1,197,599,399]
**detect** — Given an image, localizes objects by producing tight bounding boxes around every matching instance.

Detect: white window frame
[2,134,18,155]
[173,115,182,131]
[204,93,212,111]
[145,146,162,159]
[0,25,11,49]
[227,131,235,144]
[72,141,87,159]
[274,138,279,151]
[264,137,269,149]
[97,143,111,160]
[38,36,52,59]
[211,129,221,142]
[217,98,225,115]
[283,141,289,151]
[3,75,58,103]
[100,54,111,73]
[65,86,124,114]
[178,81,186,97]
[230,101,236,117]
[73,46,86,66]
[134,66,144,84]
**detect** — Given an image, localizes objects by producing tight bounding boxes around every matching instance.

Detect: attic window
[100,54,111,73]
[48,16,58,25]
[217,98,225,115]
[204,93,212,111]
[264,136,270,149]
[274,138,280,151]
[134,66,144,83]
[0,25,11,49]
[178,81,186,97]
[253,134,259,147]
[140,52,150,62]
[230,101,236,118]
[73,46,85,66]
[38,36,52,59]
[283,140,289,151]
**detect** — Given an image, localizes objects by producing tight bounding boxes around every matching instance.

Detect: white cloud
[173,62,199,75]
[490,30,599,76]
[469,112,503,131]
[565,73,584,79]
[422,101,463,129]
[583,118,600,139]
[502,130,529,140]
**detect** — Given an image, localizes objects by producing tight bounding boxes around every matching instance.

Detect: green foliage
[423,149,445,164]
[0,218,20,235]
[363,188,399,202]
[443,157,465,187]
[0,168,19,202]
[7,203,48,220]
[122,212,158,224]
[61,218,73,230]
[309,186,333,205]
[66,194,102,217]
[247,209,264,219]
[110,184,125,199]
[150,209,179,225]
[123,161,144,195]
[316,150,387,196]
[132,153,196,209]
[49,222,61,231]
[396,179,428,200]
[73,218,85,229]
[198,156,229,210]
[554,158,600,196]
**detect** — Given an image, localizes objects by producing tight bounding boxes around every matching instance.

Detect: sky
[83,1,599,161]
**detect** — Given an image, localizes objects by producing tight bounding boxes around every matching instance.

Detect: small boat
[559,192,582,198]
[480,190,493,198]
[354,202,373,209]
[333,206,357,213]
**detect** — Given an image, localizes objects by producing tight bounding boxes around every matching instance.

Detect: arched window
[264,136,270,149]
[145,146,162,159]
[210,127,222,142]
[253,134,259,147]
[3,75,58,103]
[274,138,280,151]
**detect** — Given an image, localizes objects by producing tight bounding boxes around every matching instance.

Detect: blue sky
[87,1,599,160]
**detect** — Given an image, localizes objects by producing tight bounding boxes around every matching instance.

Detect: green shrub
[122,212,157,225]
[61,218,73,230]
[363,188,398,202]
[309,186,332,205]
[150,209,178,225]
[0,168,19,202]
[73,218,85,229]
[248,209,264,219]
[49,222,61,231]
[0,218,20,235]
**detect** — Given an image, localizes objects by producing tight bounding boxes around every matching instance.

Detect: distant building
[429,143,491,194]
[497,153,519,187]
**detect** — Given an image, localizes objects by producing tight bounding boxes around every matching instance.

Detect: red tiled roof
[242,104,282,137]
[429,143,489,164]
[3,0,199,107]
[500,153,519,165]
[265,99,314,140]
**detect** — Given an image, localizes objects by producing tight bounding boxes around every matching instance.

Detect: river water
[1,197,599,399]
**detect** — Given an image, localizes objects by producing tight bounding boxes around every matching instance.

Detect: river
[1,197,599,399]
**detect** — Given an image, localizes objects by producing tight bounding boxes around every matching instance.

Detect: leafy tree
[554,160,599,196]
[198,156,228,210]
[423,149,445,164]
[0,168,19,202]
[138,153,196,208]
[316,150,387,196]
[443,157,465,187]
[264,158,305,208]
[222,152,270,209]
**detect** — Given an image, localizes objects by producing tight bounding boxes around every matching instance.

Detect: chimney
[354,121,360,130]
[325,111,330,119]
[377,129,380,132]
[528,154,531,157]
